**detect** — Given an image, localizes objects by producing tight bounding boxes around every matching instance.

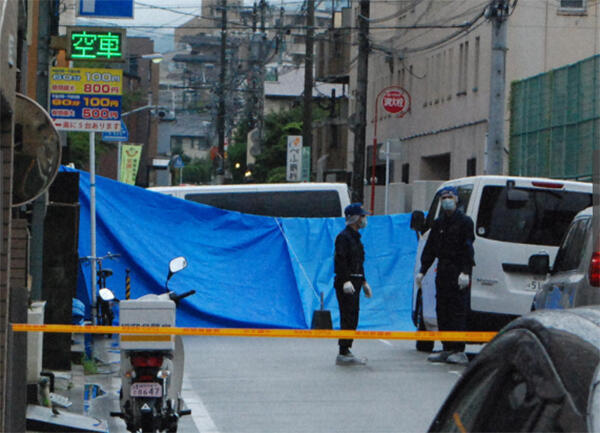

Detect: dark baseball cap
[439,186,458,198]
[344,203,370,217]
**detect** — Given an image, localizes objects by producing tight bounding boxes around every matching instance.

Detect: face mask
[441,198,456,212]
[359,217,368,229]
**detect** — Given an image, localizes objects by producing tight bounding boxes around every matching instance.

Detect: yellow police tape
[11,323,497,342]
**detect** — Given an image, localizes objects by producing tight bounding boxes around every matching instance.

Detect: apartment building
[345,0,599,183]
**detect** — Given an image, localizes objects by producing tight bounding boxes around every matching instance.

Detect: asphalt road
[179,336,477,433]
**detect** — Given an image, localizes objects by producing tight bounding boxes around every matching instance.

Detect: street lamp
[141,53,164,64]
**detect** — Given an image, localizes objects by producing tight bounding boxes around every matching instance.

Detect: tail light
[531,181,564,189]
[589,252,600,287]
[131,355,164,368]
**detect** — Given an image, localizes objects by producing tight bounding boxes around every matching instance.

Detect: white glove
[363,281,372,298]
[342,281,355,295]
[458,272,470,290]
[415,273,424,288]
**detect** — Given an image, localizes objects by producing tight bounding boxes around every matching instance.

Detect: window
[473,37,480,91]
[401,163,409,184]
[447,48,453,100]
[467,158,476,176]
[184,190,342,217]
[476,186,592,246]
[560,0,586,11]
[457,41,469,95]
[553,217,591,272]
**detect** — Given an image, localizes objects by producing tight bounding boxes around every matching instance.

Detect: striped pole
[125,269,131,300]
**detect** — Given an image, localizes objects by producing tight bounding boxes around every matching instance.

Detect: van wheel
[415,295,434,353]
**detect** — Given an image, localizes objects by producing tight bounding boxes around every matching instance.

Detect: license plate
[130,382,162,398]
[526,280,544,291]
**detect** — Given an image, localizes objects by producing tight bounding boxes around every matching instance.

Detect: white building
[347,0,599,183]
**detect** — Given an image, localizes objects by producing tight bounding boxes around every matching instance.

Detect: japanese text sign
[286,136,303,182]
[49,67,123,132]
[67,27,126,62]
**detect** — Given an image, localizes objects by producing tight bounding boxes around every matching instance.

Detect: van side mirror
[410,211,426,233]
[528,253,550,275]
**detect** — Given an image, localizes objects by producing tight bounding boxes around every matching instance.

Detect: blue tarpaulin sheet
[67,167,417,330]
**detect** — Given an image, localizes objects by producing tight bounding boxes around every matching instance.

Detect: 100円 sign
[49,67,122,132]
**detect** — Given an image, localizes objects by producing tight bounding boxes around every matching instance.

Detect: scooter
[109,256,195,433]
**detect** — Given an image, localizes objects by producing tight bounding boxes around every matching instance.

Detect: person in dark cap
[415,185,475,365]
[334,202,372,366]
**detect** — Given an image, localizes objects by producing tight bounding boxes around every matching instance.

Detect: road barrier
[12,323,497,342]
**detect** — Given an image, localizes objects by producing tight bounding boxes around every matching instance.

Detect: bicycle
[80,252,121,328]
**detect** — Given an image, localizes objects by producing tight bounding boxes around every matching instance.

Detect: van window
[476,186,592,246]
[184,190,343,217]
[426,184,474,228]
[553,217,591,272]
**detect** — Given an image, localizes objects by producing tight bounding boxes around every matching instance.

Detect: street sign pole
[385,140,390,214]
[89,132,97,325]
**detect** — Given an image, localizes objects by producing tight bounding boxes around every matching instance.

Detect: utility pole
[256,0,267,155]
[352,0,370,202]
[217,0,228,183]
[484,0,509,175]
[302,0,315,179]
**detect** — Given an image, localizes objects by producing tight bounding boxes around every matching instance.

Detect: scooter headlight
[124,370,136,379]
[156,369,171,379]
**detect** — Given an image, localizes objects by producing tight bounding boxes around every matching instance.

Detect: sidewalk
[27,334,126,432]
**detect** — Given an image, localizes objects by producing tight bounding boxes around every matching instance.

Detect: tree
[230,105,325,183]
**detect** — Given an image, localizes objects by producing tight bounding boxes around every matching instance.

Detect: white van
[147,183,351,218]
[410,176,592,351]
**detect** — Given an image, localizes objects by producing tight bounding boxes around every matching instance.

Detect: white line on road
[378,339,393,346]
[182,374,220,433]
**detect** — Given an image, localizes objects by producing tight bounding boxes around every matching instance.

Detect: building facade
[344,0,599,183]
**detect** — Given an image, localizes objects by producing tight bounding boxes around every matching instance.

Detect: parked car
[428,306,600,433]
[531,206,600,310]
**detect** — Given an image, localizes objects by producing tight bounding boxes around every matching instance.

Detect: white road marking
[182,374,220,433]
[378,339,393,346]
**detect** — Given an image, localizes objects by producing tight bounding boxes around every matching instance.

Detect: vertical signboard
[286,136,302,182]
[49,67,122,132]
[119,144,143,185]
[301,147,310,182]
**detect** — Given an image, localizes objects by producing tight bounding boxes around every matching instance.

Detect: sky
[76,0,206,52]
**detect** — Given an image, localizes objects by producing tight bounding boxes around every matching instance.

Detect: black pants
[334,278,362,352]
[435,268,469,353]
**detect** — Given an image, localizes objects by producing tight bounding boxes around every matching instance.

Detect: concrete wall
[363,179,442,215]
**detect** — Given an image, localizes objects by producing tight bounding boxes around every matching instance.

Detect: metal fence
[510,55,600,180]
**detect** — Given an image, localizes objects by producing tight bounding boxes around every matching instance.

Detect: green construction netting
[510,54,599,180]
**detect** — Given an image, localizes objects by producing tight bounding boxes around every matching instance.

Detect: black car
[429,306,600,433]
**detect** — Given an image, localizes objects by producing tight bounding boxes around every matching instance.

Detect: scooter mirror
[99,287,115,302]
[169,257,188,274]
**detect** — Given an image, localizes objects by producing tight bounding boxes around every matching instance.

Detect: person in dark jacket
[415,186,475,365]
[334,203,372,366]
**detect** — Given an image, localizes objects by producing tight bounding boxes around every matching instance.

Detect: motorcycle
[110,256,195,433]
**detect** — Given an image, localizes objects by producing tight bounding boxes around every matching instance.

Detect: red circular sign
[381,89,409,116]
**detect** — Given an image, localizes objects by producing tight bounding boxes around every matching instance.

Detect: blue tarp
[67,167,418,330]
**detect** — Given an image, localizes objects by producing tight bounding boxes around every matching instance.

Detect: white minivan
[147,183,351,218]
[410,176,592,351]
